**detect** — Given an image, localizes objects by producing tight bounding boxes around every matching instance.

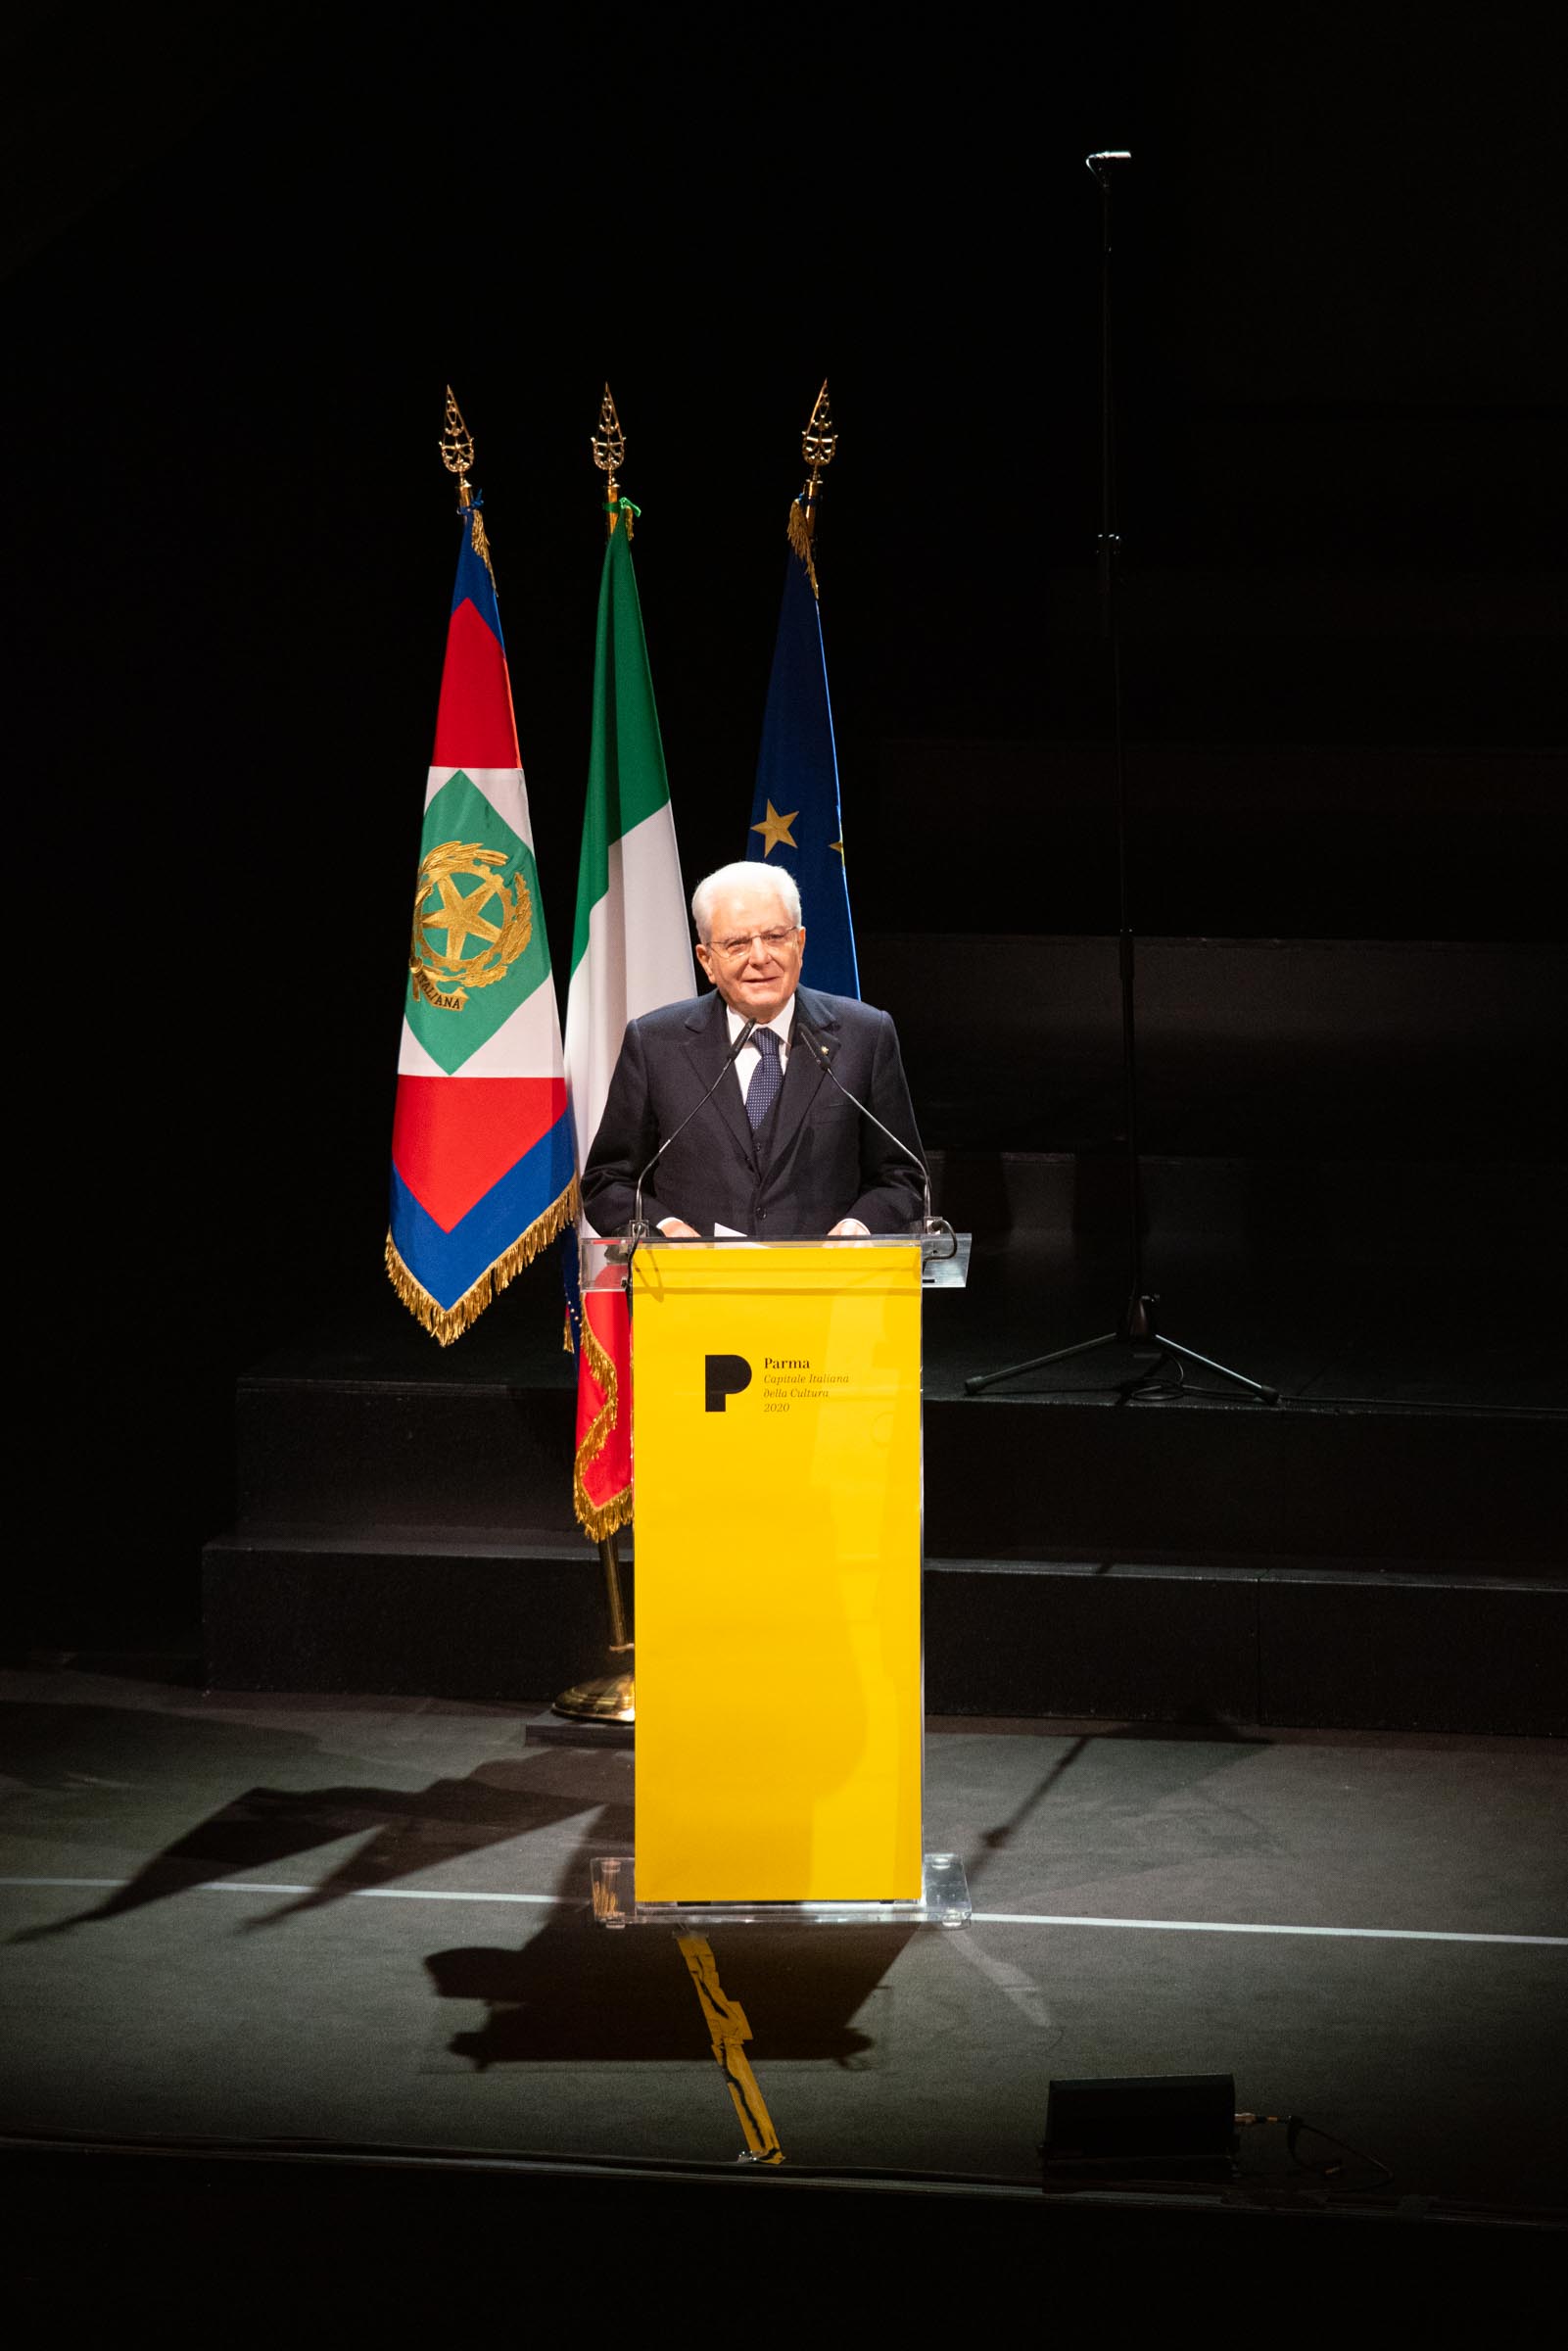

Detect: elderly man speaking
[581,861,925,1240]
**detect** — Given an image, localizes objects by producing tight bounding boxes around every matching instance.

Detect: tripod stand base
[965,1299,1279,1405]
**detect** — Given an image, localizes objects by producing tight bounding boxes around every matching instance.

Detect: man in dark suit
[581,861,925,1238]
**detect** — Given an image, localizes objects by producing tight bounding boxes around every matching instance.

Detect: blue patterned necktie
[745,1026,784,1131]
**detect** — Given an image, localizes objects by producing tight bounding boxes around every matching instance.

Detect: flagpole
[438,384,494,570]
[787,377,835,588]
[553,383,639,1728]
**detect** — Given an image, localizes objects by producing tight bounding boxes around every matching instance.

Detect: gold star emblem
[830,839,844,859]
[420,871,504,961]
[407,839,534,1011]
[750,800,798,856]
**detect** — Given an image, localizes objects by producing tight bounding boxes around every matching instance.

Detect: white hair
[690,861,802,943]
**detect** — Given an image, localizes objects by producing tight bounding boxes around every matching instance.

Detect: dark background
[5,5,1563,1638]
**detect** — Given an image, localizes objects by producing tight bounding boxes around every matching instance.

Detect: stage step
[229,1364,1560,1564]
[201,1532,1565,1736]
[927,1149,1563,1248]
[208,1135,1562,1738]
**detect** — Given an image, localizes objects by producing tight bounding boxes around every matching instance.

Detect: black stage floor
[5,1668,1565,2233]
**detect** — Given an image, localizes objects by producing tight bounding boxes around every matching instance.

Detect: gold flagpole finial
[440,386,494,576]
[788,378,836,592]
[801,377,836,501]
[440,385,476,508]
[592,382,632,537]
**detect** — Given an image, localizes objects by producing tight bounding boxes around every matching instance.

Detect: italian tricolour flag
[386,504,575,1341]
[564,501,694,1534]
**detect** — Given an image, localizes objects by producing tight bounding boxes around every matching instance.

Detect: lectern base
[590,1850,972,1930]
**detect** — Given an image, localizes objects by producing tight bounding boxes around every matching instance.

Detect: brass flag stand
[553,1531,636,1724]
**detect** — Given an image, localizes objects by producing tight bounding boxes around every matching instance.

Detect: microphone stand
[966,150,1278,1407]
[605,1018,760,1273]
[796,1020,957,1257]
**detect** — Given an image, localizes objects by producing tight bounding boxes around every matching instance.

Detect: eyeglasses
[707,926,800,961]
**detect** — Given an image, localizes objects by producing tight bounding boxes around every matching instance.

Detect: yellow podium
[591,1236,972,1929]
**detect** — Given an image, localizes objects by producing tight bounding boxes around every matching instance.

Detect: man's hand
[656,1218,702,1239]
[828,1219,871,1238]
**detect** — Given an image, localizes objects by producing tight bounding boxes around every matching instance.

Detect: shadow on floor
[426,1836,915,2073]
[965,1716,1272,1892]
[10,1739,632,1940]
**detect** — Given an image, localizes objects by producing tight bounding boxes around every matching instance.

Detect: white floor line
[1,1876,1562,1944]
[970,1911,1567,1946]
[221,1884,575,1904]
[0,1877,572,1905]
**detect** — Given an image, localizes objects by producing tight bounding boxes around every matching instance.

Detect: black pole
[964,150,1278,1405]
[1093,153,1148,1337]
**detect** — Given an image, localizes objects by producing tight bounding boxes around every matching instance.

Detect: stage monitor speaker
[1043,2073,1238,2170]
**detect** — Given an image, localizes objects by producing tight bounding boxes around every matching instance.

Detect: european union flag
[746,505,859,998]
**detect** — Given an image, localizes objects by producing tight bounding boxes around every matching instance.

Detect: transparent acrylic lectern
[585,1232,973,1929]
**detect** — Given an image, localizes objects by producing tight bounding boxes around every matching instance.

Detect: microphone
[626,1016,757,1240]
[793,1016,954,1253]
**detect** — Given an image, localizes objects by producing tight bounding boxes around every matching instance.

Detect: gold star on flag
[830,839,844,859]
[421,873,503,960]
[750,800,798,856]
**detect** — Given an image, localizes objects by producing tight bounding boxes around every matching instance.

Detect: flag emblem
[409,836,534,1011]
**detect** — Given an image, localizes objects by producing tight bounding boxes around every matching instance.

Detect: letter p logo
[704,1354,752,1413]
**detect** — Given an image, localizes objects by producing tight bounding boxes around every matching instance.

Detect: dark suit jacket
[581,986,926,1236]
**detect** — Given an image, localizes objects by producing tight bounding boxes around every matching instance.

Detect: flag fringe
[385,1175,579,1345]
[573,1303,633,1538]
[574,1483,632,1543]
[786,494,820,597]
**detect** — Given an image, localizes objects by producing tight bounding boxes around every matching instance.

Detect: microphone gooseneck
[794,1016,953,1252]
[629,1016,758,1238]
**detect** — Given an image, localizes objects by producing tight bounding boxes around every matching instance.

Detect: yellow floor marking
[676,1934,784,2165]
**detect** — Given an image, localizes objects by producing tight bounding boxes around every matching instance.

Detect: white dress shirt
[728,997,794,1106]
